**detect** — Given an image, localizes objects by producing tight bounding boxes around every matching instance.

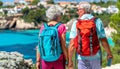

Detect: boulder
[15,19,35,29]
[0,51,33,69]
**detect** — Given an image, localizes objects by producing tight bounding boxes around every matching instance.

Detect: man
[68,2,113,69]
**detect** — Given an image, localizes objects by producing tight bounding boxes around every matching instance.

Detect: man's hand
[107,53,113,60]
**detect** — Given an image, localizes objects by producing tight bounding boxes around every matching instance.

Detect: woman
[36,5,68,69]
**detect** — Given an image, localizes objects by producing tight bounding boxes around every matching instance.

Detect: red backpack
[74,17,100,56]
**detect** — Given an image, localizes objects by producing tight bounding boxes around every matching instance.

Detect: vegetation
[0,1,3,6]
[31,0,40,5]
[93,13,111,27]
[61,1,116,25]
[109,0,120,65]
[47,0,54,4]
[92,0,116,7]
[20,0,116,26]
[21,7,30,16]
[0,5,15,8]
[3,10,8,17]
[21,4,46,25]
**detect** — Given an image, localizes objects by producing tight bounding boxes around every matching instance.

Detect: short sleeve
[69,20,77,38]
[58,24,67,36]
[40,25,44,33]
[37,46,40,53]
[95,18,106,38]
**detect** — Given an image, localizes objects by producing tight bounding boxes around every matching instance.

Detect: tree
[109,0,120,64]
[23,8,46,25]
[47,0,54,4]
[21,7,30,16]
[3,10,8,16]
[100,0,103,2]
[31,0,40,5]
[0,1,3,6]
[61,15,71,23]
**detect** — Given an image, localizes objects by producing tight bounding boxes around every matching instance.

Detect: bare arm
[60,33,68,61]
[36,46,41,69]
[68,38,75,69]
[100,38,113,59]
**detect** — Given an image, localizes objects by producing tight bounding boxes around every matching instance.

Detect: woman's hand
[68,61,74,69]
[36,62,40,69]
[36,46,41,69]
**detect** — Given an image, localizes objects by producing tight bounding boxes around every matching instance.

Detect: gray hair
[46,5,63,20]
[78,1,91,13]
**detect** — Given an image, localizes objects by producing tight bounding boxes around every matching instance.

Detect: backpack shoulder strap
[43,23,48,28]
[90,17,98,22]
[54,23,61,28]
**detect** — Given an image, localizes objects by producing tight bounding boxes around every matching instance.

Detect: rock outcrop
[0,18,37,30]
[0,51,33,69]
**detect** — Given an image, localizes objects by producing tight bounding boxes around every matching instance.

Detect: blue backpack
[38,23,62,62]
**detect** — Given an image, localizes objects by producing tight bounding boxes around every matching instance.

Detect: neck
[49,20,58,23]
[78,14,83,18]
[48,21,58,25]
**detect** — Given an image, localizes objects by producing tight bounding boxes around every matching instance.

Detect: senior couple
[36,1,113,69]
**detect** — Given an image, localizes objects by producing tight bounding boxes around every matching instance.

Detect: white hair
[78,1,91,13]
[46,5,63,20]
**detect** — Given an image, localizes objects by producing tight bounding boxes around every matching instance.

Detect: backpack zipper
[90,28,93,56]
[51,36,55,56]
[41,36,45,56]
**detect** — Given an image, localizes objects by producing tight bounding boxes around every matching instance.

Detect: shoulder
[95,18,102,23]
[72,20,78,27]
[73,20,78,24]
[95,18,104,26]
[40,23,44,30]
[70,19,78,26]
[58,23,67,33]
[58,23,66,28]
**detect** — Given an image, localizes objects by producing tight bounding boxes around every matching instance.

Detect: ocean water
[0,30,114,63]
[0,30,39,63]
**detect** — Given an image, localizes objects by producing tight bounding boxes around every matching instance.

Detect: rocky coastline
[0,17,40,30]
[0,51,33,69]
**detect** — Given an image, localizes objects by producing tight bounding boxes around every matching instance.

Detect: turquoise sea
[0,30,39,63]
[0,30,114,63]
